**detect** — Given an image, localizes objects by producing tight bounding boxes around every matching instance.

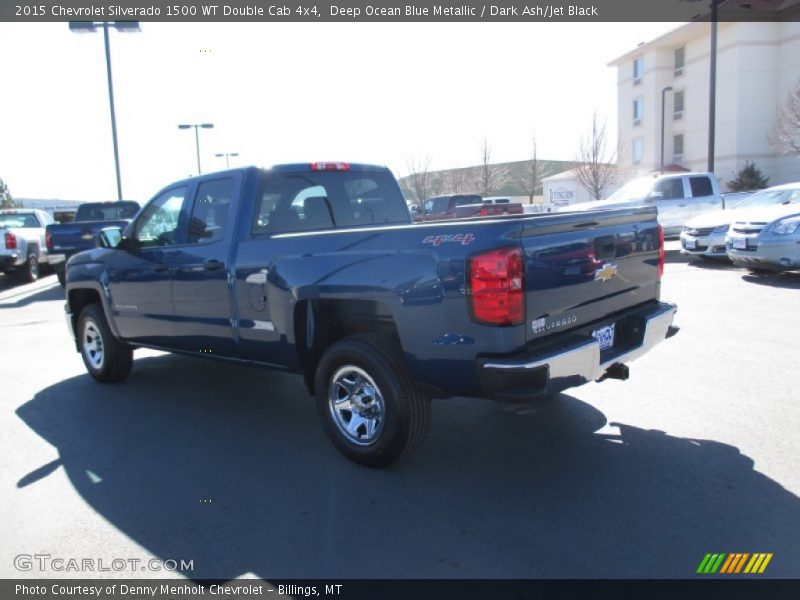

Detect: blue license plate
[592,323,616,351]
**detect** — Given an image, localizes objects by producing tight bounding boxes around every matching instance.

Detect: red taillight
[46,231,54,252]
[4,232,16,250]
[310,162,350,171]
[469,246,525,326]
[479,207,489,216]
[657,224,665,280]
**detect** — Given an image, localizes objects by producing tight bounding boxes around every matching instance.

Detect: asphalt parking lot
[1,245,799,579]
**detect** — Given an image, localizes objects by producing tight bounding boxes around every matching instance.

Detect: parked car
[419,194,523,221]
[63,163,677,467]
[483,196,512,204]
[561,172,722,235]
[0,208,54,282]
[726,201,800,273]
[46,201,140,285]
[680,183,800,259]
[722,190,758,209]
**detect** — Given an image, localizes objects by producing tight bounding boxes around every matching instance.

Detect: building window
[674,47,685,76]
[633,97,643,126]
[673,134,684,162]
[633,138,643,164]
[674,90,685,120]
[633,57,643,85]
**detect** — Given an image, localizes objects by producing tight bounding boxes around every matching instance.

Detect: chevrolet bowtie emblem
[595,263,618,282]
[81,233,94,240]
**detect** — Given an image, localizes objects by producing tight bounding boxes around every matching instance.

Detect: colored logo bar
[696,553,773,574]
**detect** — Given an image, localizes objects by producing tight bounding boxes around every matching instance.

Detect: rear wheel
[77,303,133,382]
[56,269,66,286]
[314,334,430,467]
[19,254,39,283]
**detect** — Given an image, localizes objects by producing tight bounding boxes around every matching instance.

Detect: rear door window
[689,176,714,197]
[187,178,234,244]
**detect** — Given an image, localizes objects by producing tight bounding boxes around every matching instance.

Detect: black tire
[56,269,66,287]
[20,253,39,283]
[77,303,133,383]
[314,333,430,468]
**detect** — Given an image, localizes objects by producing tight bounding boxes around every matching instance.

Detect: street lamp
[661,86,674,174]
[178,123,214,175]
[214,152,239,168]
[69,20,141,201]
[684,0,728,173]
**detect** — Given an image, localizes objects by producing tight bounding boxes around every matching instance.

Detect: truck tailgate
[48,220,129,252]
[521,207,661,344]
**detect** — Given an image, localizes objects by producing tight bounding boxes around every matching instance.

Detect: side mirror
[97,226,124,249]
[648,191,664,201]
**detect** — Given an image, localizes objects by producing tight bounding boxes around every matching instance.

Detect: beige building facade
[609,20,800,189]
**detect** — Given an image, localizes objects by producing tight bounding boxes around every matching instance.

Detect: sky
[0,21,679,202]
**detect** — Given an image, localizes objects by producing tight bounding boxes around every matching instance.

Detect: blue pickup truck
[63,163,678,466]
[46,201,140,285]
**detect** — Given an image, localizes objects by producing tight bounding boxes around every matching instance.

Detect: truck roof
[166,163,392,189]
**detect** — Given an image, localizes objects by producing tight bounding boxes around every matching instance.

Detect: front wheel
[314,334,430,468]
[77,303,133,382]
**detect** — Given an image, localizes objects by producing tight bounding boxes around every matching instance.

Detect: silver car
[726,205,800,272]
[681,183,800,259]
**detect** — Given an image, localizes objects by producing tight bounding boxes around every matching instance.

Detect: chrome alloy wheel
[328,365,386,446]
[82,320,105,370]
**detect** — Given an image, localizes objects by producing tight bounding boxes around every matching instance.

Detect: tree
[447,166,468,194]
[728,161,769,192]
[574,113,618,200]
[475,137,499,197]
[0,178,20,208]
[769,79,800,155]
[404,156,431,203]
[518,137,555,204]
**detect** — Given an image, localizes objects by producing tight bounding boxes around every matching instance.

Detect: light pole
[178,123,214,175]
[214,152,239,168]
[661,86,674,174]
[69,21,140,201]
[707,0,723,174]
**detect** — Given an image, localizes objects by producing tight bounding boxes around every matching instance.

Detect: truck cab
[564,172,722,235]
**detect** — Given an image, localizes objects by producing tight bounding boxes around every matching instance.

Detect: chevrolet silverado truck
[418,194,524,221]
[0,208,55,282]
[46,201,140,285]
[63,163,678,467]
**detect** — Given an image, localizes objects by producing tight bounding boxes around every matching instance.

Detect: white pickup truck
[0,209,54,282]
[562,172,723,236]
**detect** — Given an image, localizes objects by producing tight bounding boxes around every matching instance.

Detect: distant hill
[398,158,574,202]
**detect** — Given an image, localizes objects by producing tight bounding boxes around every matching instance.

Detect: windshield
[736,188,800,209]
[605,177,656,202]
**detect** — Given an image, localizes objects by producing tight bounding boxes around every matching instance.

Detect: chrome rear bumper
[478,302,678,400]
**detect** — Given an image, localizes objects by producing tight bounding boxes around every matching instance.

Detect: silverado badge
[595,263,618,283]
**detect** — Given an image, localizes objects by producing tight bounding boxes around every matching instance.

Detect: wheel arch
[294,298,402,395]
[67,285,121,349]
